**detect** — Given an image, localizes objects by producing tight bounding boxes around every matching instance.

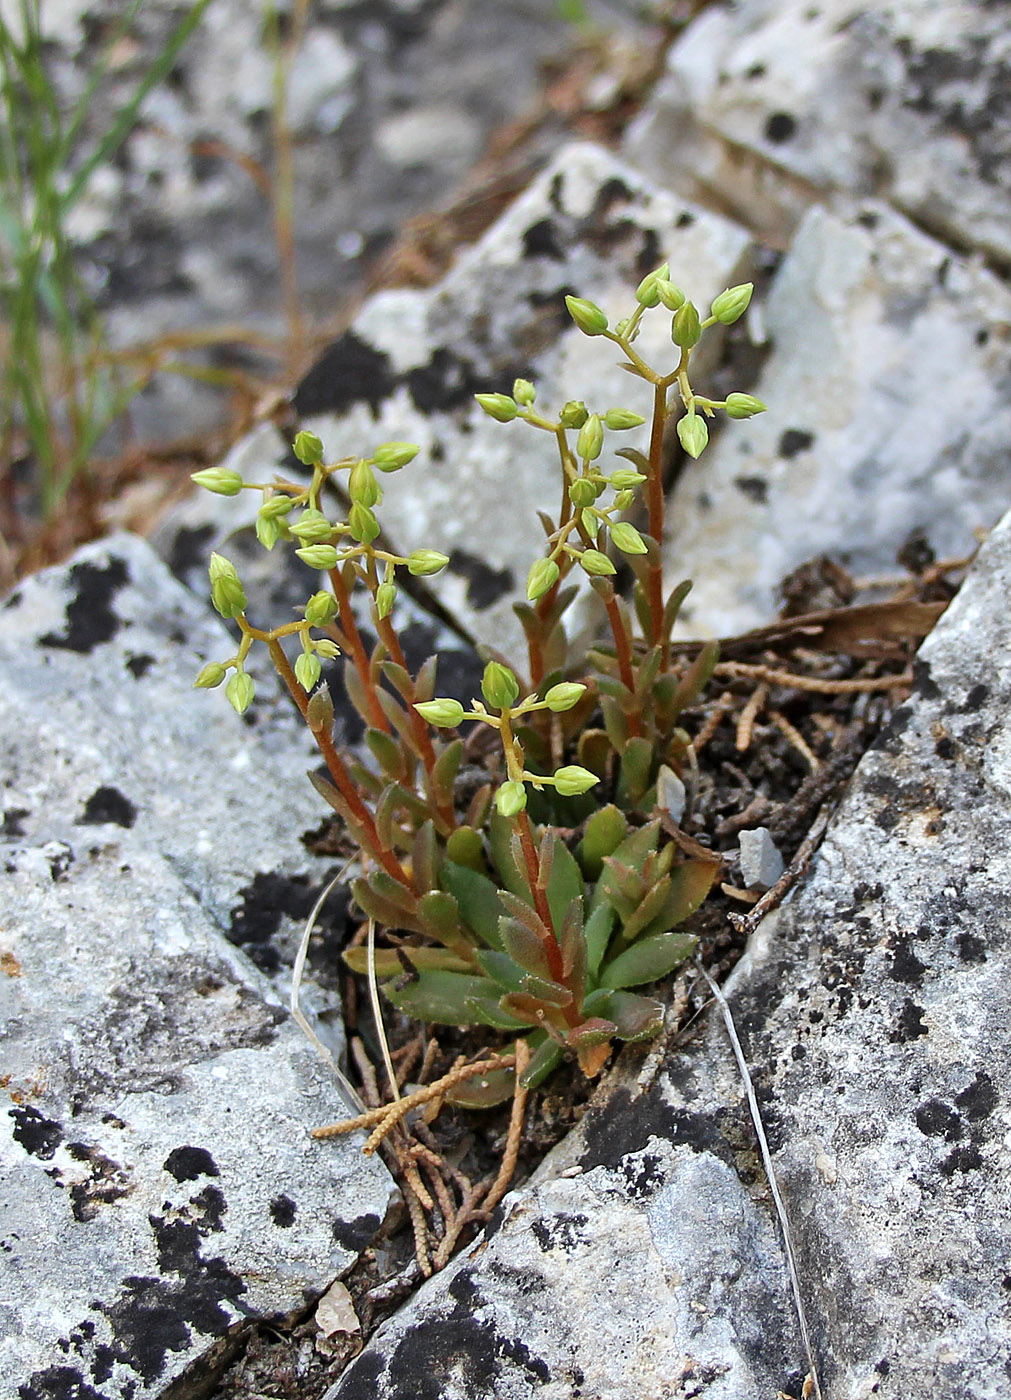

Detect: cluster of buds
[415,661,598,816]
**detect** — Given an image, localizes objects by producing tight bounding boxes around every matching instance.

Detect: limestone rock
[625,0,1011,265]
[323,507,1011,1399]
[663,201,1011,637]
[0,534,392,1400]
[294,141,755,660]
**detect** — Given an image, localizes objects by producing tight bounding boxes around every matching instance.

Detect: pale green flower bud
[191,467,243,496]
[208,553,246,619]
[372,441,419,472]
[295,651,322,692]
[613,489,635,511]
[544,682,586,712]
[580,507,598,537]
[576,414,604,461]
[672,301,701,349]
[314,639,341,660]
[290,508,333,542]
[565,295,608,336]
[296,543,340,569]
[603,408,645,430]
[475,393,518,423]
[711,282,753,325]
[482,661,520,710]
[569,477,596,508]
[255,513,281,550]
[495,780,528,817]
[677,413,709,459]
[349,503,380,543]
[552,765,599,797]
[579,549,616,577]
[375,581,397,617]
[407,549,449,576]
[258,493,295,519]
[512,378,536,406]
[609,468,647,489]
[226,671,254,714]
[194,661,226,689]
[526,557,560,601]
[349,461,380,508]
[655,279,685,311]
[725,392,767,419]
[559,400,589,429]
[610,521,648,555]
[304,591,338,626]
[415,698,466,727]
[293,430,324,465]
[635,263,669,307]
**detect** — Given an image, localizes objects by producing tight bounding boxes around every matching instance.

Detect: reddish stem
[602,588,642,738]
[329,566,390,733]
[646,379,668,656]
[514,811,565,985]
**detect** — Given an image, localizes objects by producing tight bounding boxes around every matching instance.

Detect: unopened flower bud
[677,413,709,459]
[415,698,466,727]
[191,467,243,496]
[349,461,380,507]
[482,661,520,710]
[255,513,280,550]
[407,549,449,576]
[579,549,616,577]
[314,639,341,660]
[613,489,635,511]
[296,543,340,570]
[226,671,254,714]
[725,392,767,419]
[293,430,324,465]
[711,282,753,325]
[565,296,609,336]
[372,441,419,472]
[526,557,560,601]
[610,521,648,555]
[495,780,528,817]
[349,503,380,543]
[290,508,333,542]
[655,279,685,311]
[375,581,397,617]
[295,651,322,692]
[544,682,586,712]
[194,661,226,689]
[635,263,669,307]
[559,400,589,429]
[603,408,645,430]
[304,591,338,626]
[512,378,536,406]
[258,493,295,519]
[208,553,246,619]
[475,393,518,422]
[569,477,596,508]
[576,414,604,461]
[672,300,701,349]
[553,765,599,796]
[609,468,647,489]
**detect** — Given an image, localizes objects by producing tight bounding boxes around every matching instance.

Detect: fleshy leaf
[417,889,476,958]
[592,989,665,1040]
[518,1035,565,1089]
[446,1067,517,1109]
[445,825,486,872]
[343,946,473,976]
[500,917,553,980]
[385,970,496,1025]
[544,832,586,932]
[488,808,530,898]
[440,860,506,950]
[465,996,538,1030]
[475,949,528,992]
[599,931,698,989]
[579,805,629,881]
[583,901,616,980]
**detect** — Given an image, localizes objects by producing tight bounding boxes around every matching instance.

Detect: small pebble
[739,826,785,891]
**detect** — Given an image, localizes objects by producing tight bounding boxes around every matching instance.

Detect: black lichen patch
[163,1145,220,1182]
[19,1365,105,1400]
[764,111,797,143]
[9,1104,64,1160]
[77,785,138,829]
[939,1143,984,1177]
[778,428,814,458]
[65,1143,132,1222]
[579,1084,732,1173]
[955,1071,998,1121]
[890,998,928,1042]
[167,523,215,583]
[227,872,320,972]
[522,217,564,260]
[269,1194,297,1227]
[957,931,987,963]
[915,1099,962,1141]
[406,346,487,414]
[734,475,768,504]
[530,1212,590,1254]
[38,556,129,654]
[621,1150,666,1200]
[331,1211,381,1253]
[125,653,155,679]
[889,933,926,985]
[294,330,397,417]
[2,806,29,836]
[447,550,514,609]
[961,683,989,713]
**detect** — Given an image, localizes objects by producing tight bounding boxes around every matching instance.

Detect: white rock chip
[322,503,1011,1400]
[294,141,755,661]
[0,534,391,1400]
[738,826,784,891]
[663,201,1011,636]
[626,0,1011,265]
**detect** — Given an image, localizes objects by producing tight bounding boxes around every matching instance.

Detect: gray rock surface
[0,534,392,1399]
[625,0,1011,266]
[293,140,754,659]
[322,508,1011,1399]
[664,200,1011,636]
